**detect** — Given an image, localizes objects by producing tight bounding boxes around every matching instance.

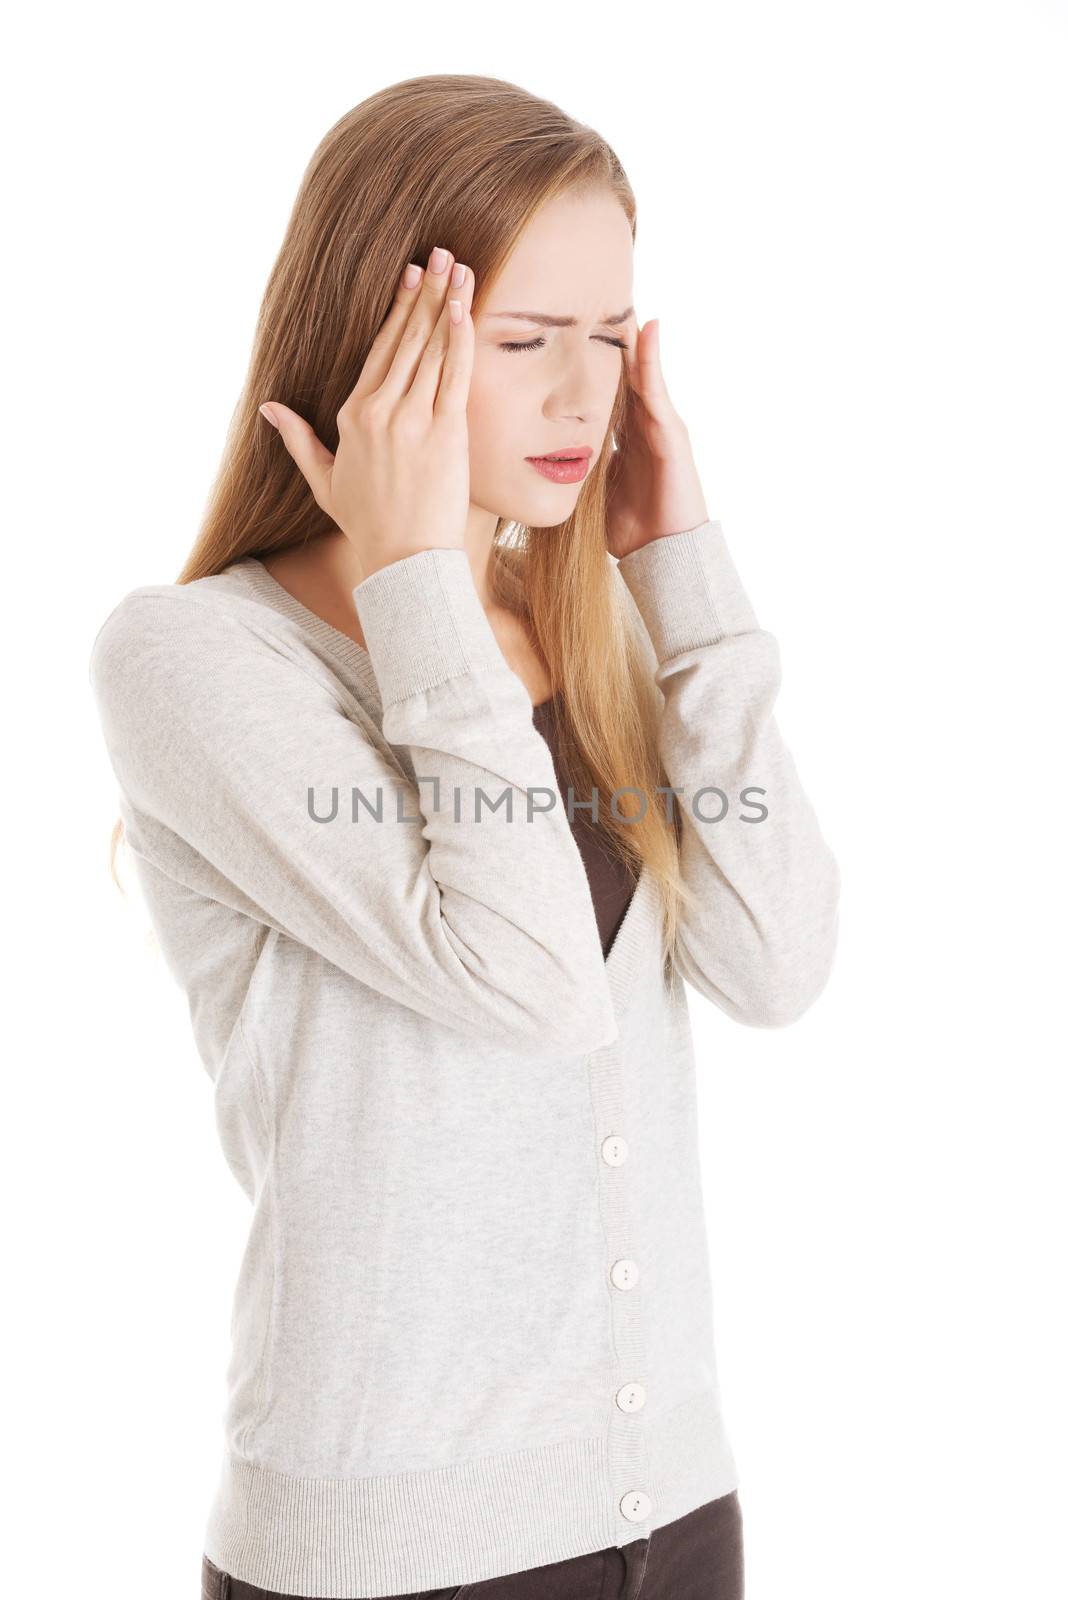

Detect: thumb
[258,402,335,512]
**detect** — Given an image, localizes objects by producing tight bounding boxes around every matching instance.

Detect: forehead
[484,189,634,319]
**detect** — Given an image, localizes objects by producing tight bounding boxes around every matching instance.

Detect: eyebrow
[486,306,634,328]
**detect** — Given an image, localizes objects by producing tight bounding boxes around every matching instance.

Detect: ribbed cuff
[616,520,760,661]
[352,548,508,709]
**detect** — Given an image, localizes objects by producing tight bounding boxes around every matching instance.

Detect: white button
[610,1258,639,1291]
[615,1381,647,1412]
[601,1134,629,1166]
[620,1489,653,1522]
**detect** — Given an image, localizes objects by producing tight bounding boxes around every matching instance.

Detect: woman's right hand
[258,245,476,583]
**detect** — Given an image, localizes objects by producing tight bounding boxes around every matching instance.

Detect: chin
[508,490,584,531]
[478,472,586,533]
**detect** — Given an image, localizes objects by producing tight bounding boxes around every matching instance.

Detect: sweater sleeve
[616,519,841,1028]
[88,547,619,1057]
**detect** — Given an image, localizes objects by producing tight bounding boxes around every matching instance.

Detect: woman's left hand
[604,319,710,561]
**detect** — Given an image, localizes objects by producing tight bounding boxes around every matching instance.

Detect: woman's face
[468,189,635,528]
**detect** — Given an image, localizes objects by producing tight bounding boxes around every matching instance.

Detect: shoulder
[86,570,368,755]
[87,574,370,788]
[88,570,326,697]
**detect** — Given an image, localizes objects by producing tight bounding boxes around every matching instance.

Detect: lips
[526,446,593,462]
[525,453,591,484]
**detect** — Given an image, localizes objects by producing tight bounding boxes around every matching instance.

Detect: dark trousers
[201,1489,744,1600]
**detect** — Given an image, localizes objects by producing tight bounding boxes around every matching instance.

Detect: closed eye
[500,335,628,353]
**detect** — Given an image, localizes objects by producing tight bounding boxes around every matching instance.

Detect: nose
[545,348,605,423]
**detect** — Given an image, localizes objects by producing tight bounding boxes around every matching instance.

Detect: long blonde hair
[110,73,695,954]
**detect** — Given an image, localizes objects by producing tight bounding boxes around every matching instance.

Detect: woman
[89,75,840,1600]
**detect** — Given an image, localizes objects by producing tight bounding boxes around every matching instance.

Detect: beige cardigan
[88,519,840,1597]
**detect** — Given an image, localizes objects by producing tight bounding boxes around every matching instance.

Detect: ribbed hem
[203,1386,739,1598]
[352,548,509,711]
[616,520,760,660]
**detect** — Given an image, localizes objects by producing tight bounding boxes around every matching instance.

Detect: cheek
[466,368,525,463]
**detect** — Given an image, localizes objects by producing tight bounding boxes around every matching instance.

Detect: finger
[347,261,426,404]
[409,262,475,413]
[378,245,455,402]
[436,268,477,419]
[635,319,672,401]
[258,401,336,513]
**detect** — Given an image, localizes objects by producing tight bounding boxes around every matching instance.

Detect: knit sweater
[87,519,840,1598]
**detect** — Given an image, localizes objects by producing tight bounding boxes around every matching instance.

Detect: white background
[6,2,1066,1595]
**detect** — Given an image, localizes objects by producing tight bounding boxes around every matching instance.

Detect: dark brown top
[532,693,638,960]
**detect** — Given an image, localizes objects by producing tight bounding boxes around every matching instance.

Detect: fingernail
[259,404,279,429]
[403,263,421,289]
[450,262,466,287]
[428,246,448,274]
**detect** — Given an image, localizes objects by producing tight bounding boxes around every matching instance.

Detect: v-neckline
[601,863,654,1001]
[226,555,656,1008]
[236,555,382,705]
